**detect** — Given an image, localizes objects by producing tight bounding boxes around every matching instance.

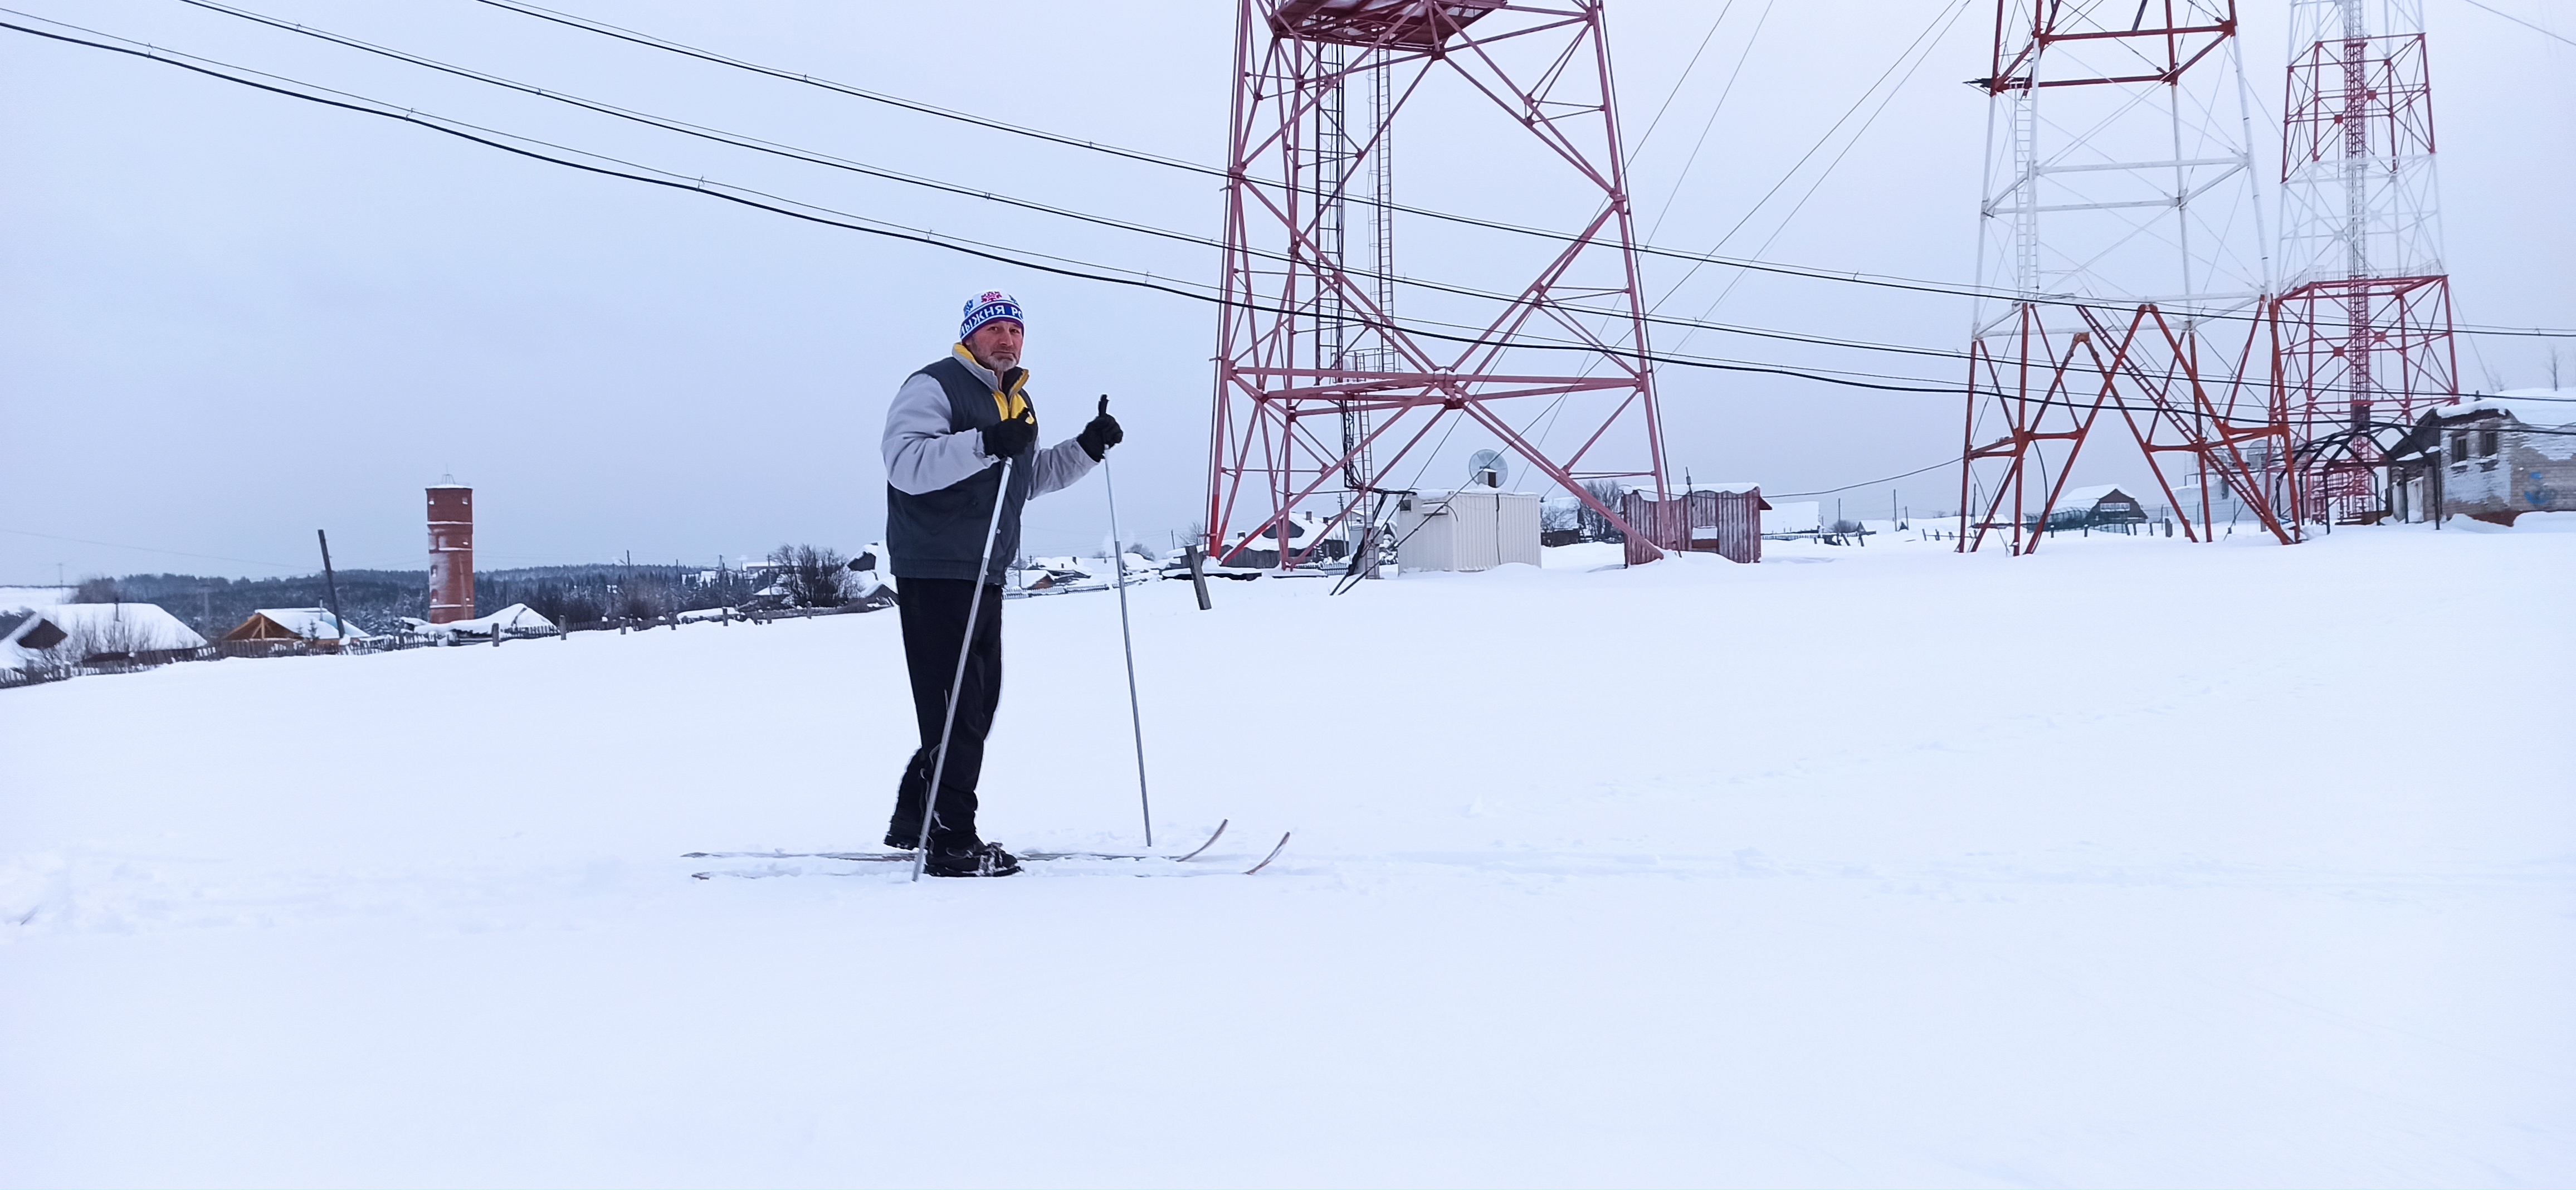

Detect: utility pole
[316,530,347,644]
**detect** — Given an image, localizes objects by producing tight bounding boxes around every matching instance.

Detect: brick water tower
[427,477,473,623]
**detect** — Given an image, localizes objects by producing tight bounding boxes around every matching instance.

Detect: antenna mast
[1209,0,1669,570]
[2273,0,2459,525]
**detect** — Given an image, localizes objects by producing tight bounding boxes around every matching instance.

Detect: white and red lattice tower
[2274,0,2458,525]
[1958,1,2298,553]
[1207,0,1668,567]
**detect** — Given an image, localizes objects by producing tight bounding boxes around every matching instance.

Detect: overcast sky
[4,0,2569,583]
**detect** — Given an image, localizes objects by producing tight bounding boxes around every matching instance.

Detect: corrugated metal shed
[1623,487,1768,564]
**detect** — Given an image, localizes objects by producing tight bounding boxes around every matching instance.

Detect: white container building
[1395,490,1541,573]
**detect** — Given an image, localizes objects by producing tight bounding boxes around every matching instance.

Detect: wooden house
[221,608,372,654]
[2047,484,2153,531]
[2,602,209,672]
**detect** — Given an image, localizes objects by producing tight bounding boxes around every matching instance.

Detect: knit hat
[959,290,1024,340]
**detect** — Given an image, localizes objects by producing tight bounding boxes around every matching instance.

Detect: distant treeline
[479,566,768,629]
[103,570,436,640]
[77,563,781,638]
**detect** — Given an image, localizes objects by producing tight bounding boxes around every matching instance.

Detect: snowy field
[4,525,2571,1187]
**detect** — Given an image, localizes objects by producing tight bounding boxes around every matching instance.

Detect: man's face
[967,319,1024,373]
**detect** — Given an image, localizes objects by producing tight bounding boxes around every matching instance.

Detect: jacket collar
[952,344,1031,420]
[950,343,1030,393]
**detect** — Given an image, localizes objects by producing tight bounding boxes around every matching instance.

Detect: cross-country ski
[682,821,1268,875]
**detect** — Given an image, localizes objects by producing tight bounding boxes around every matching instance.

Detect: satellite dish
[1466,449,1508,489]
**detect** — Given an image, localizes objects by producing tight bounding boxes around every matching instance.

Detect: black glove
[980,412,1036,460]
[1078,395,1124,462]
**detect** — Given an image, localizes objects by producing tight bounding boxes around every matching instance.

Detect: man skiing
[880,290,1122,876]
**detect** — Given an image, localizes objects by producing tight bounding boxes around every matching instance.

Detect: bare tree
[1577,480,1627,542]
[768,544,849,608]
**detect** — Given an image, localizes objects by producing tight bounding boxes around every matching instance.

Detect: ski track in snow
[2,526,2570,1186]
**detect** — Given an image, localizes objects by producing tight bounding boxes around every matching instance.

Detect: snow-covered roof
[233,608,375,641]
[2418,393,2576,428]
[2060,484,2145,506]
[21,603,204,649]
[401,603,556,637]
[1585,482,1762,498]
[1,602,208,669]
[0,610,47,669]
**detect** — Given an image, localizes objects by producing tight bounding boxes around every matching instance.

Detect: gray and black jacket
[881,345,1097,583]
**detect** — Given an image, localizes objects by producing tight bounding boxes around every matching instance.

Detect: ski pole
[912,457,1014,882]
[1099,400,1152,847]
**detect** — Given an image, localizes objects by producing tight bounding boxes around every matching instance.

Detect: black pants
[887,577,1004,847]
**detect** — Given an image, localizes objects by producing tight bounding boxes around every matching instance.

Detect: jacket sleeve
[882,372,994,496]
[1023,436,1100,499]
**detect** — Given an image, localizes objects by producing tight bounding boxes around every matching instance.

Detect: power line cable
[1666,0,1977,364]
[0,14,1202,285]
[1765,456,1966,498]
[161,0,1253,260]
[151,0,2012,368]
[1653,0,1970,316]
[471,0,1230,179]
[2458,0,2576,47]
[0,527,302,570]
[0,17,1976,397]
[10,16,2567,415]
[461,0,2576,339]
[1533,0,1964,471]
[129,1,1984,363]
[1642,0,1775,245]
[1625,0,1740,165]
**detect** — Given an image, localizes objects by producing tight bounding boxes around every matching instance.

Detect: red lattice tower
[1958,1,2299,554]
[1207,0,1668,567]
[2273,0,2458,525]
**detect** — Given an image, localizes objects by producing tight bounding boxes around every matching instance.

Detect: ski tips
[1246,832,1290,876]
[1175,818,1228,862]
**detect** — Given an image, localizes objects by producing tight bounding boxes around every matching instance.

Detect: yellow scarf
[955,344,1032,425]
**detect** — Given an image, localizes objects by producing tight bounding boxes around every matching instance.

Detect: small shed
[1620,484,1769,565]
[2383,395,2576,525]
[1396,490,1541,572]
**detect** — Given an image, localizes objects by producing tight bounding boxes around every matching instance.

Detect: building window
[2477,428,2499,456]
[2450,432,2468,464]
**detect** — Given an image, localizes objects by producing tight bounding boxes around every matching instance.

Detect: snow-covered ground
[4,525,2570,1186]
